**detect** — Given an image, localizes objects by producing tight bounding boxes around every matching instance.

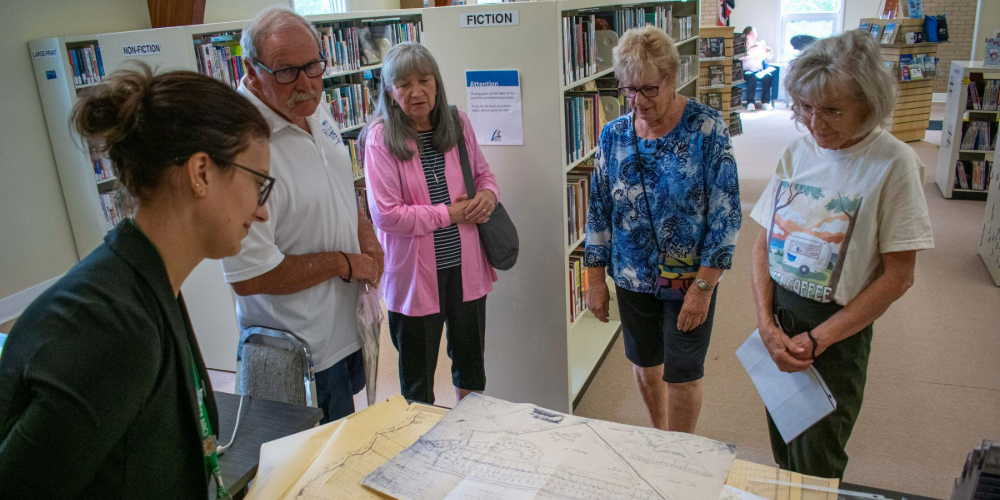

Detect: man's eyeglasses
[791,102,855,123]
[174,156,275,206]
[618,85,660,99]
[255,56,327,84]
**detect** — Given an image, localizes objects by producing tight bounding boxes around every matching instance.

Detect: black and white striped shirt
[419,131,462,270]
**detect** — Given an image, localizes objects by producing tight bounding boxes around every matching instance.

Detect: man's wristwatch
[694,278,715,292]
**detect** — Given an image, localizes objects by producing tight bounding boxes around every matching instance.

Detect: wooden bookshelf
[935,61,1000,200]
[422,0,697,413]
[698,26,743,136]
[862,17,944,143]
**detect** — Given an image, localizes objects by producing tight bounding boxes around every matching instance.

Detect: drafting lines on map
[296,408,443,500]
[363,394,736,500]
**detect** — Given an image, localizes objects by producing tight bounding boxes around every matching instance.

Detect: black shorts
[615,285,717,383]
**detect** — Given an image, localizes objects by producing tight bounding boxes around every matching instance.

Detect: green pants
[767,286,874,480]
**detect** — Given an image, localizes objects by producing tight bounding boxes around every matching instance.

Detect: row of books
[606,7,652,36]
[324,82,375,131]
[355,188,371,220]
[100,189,128,230]
[898,53,937,81]
[567,163,593,246]
[861,22,928,45]
[193,20,421,88]
[561,14,598,86]
[194,34,245,89]
[568,251,589,323]
[672,16,695,41]
[564,92,601,165]
[319,26,364,75]
[367,20,422,46]
[345,137,364,179]
[68,44,105,87]
[89,147,114,182]
[960,120,997,151]
[955,160,993,191]
[968,79,1000,111]
[679,55,695,85]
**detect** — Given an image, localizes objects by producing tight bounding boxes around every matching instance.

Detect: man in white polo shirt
[222,7,384,423]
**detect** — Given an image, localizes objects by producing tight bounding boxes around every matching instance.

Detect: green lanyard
[126,220,231,498]
[189,347,232,500]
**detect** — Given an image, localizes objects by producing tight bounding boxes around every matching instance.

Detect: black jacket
[0,221,219,498]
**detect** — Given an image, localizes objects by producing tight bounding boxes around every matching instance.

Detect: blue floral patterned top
[585,101,742,293]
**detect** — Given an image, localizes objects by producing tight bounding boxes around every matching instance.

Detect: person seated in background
[741,26,776,111]
[0,64,272,498]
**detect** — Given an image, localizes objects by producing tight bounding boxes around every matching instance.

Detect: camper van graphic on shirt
[766,181,863,303]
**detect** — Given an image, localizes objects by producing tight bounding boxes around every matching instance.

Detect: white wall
[204,0,292,23]
[348,0,401,11]
[0,0,151,300]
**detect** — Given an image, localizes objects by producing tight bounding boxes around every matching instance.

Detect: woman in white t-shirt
[748,30,934,479]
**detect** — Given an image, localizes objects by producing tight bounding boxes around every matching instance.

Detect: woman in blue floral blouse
[585,25,741,433]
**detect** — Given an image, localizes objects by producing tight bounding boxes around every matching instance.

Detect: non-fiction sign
[122,43,162,57]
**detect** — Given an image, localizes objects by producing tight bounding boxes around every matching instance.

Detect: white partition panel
[424,2,574,411]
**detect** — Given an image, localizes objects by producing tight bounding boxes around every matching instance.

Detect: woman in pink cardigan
[361,43,500,405]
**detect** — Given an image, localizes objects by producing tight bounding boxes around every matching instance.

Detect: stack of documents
[364,393,737,500]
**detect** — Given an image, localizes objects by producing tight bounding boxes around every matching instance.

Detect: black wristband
[338,251,352,283]
[806,330,818,359]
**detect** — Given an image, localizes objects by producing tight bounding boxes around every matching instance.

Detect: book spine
[88,45,100,83]
[81,47,94,84]
[68,49,80,86]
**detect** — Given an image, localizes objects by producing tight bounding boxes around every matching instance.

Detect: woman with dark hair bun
[0,63,272,499]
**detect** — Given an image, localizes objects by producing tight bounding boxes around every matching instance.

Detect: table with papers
[235,393,866,500]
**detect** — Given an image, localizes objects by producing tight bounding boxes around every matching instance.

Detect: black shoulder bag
[453,107,519,271]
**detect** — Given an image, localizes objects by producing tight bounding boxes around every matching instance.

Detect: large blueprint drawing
[363,394,737,500]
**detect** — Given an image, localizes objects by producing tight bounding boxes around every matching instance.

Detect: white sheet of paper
[736,330,837,443]
[465,70,523,146]
[363,393,737,500]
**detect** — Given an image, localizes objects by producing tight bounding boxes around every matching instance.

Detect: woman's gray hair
[361,43,460,162]
[241,7,322,65]
[613,25,680,88]
[784,30,897,137]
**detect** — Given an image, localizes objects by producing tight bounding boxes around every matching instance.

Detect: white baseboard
[0,276,62,326]
[932,92,947,103]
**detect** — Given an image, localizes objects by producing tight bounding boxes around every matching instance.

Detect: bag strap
[632,117,663,255]
[451,105,477,200]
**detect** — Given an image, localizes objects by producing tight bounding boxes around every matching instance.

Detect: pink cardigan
[364,110,499,316]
